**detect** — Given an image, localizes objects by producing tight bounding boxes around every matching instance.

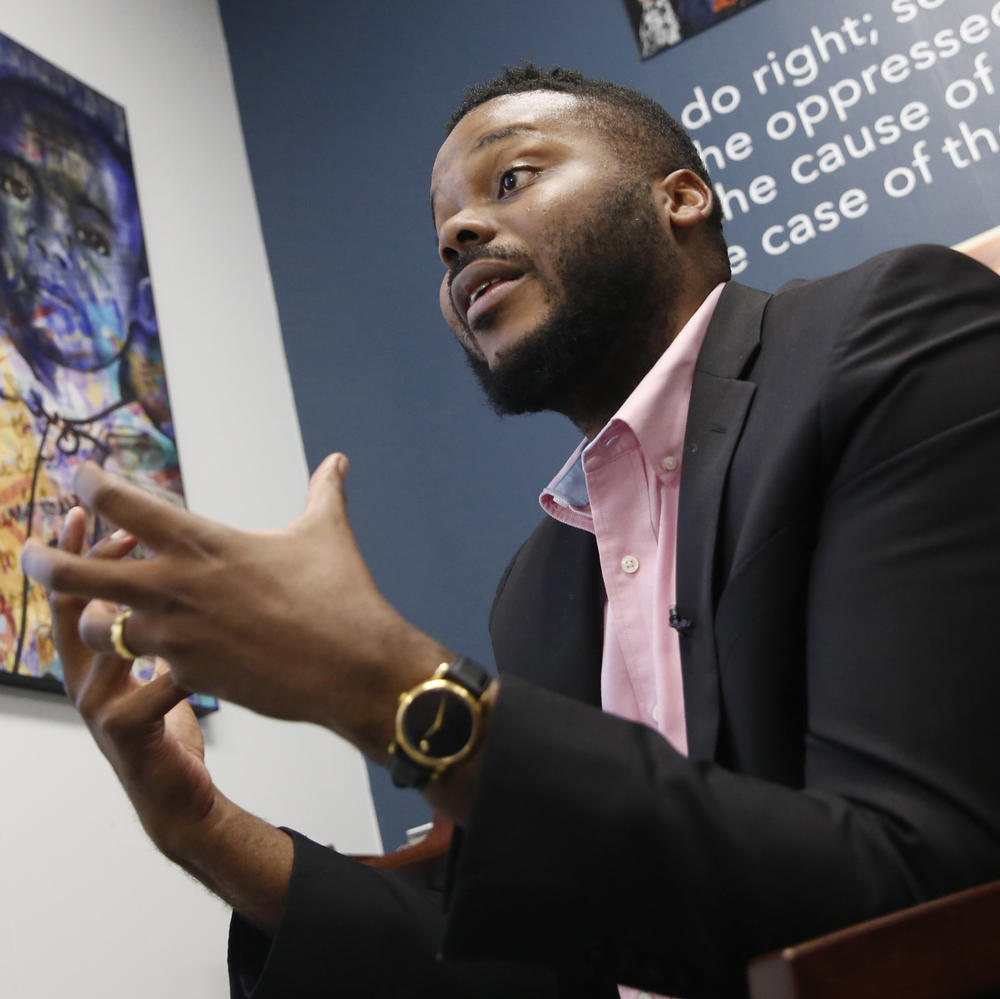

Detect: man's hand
[22,454,449,759]
[49,507,217,855]
[46,507,295,932]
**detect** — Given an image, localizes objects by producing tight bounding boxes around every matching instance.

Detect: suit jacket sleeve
[440,246,1000,998]
[227,830,567,998]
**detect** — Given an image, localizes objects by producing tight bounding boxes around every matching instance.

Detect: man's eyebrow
[472,125,541,150]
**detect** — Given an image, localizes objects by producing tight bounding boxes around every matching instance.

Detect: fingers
[151,656,172,681]
[23,539,159,606]
[49,509,138,699]
[54,507,137,562]
[59,507,88,556]
[119,669,192,725]
[45,505,188,726]
[48,515,139,641]
[50,602,111,702]
[72,620,185,722]
[72,462,209,553]
[297,452,350,531]
[79,600,148,660]
[72,648,138,711]
[88,528,139,561]
[74,654,190,734]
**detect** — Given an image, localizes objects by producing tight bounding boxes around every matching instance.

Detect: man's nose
[437,209,497,266]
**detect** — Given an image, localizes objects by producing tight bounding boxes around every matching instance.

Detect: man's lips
[450,259,525,328]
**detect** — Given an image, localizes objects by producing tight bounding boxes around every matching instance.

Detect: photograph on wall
[0,32,210,708]
[622,0,769,59]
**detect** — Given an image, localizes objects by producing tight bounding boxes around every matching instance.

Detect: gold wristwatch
[386,657,491,788]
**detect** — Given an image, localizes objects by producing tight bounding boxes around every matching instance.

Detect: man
[0,77,179,680]
[22,66,1000,998]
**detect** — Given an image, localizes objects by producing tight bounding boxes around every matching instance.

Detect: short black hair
[447,64,728,266]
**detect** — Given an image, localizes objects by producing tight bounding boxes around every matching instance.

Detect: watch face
[398,681,477,766]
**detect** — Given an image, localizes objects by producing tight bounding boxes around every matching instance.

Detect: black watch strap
[386,745,434,789]
[445,655,491,698]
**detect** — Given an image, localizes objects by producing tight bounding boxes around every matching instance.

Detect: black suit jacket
[229,247,1000,998]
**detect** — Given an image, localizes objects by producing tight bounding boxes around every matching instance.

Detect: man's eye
[499,167,533,196]
[1,174,30,201]
[75,226,110,256]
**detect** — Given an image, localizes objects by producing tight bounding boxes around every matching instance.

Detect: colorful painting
[622,0,769,59]
[0,32,209,708]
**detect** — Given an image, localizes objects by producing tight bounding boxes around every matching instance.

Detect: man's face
[0,87,144,374]
[430,91,680,421]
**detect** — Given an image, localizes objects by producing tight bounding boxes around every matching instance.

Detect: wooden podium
[748,879,1000,999]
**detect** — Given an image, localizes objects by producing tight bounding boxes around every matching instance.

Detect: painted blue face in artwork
[0,83,144,379]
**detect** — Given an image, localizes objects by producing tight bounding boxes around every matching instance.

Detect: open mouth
[469,277,506,308]
[466,275,524,326]
[451,259,525,328]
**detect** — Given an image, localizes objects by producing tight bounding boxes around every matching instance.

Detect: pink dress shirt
[539,284,725,999]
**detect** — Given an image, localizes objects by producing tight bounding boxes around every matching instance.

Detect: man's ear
[653,169,714,230]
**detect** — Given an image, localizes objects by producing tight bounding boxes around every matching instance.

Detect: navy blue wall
[218,0,1000,845]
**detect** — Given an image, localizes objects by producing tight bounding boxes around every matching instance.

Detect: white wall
[0,1,382,996]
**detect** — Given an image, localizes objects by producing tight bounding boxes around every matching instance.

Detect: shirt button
[651,705,661,723]
[552,496,568,508]
[637,993,652,999]
[662,455,678,471]
[621,554,640,574]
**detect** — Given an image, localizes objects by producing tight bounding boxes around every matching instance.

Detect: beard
[455,180,681,429]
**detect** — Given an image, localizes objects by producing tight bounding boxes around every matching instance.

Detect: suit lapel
[676,282,770,760]
[491,283,772,759]
[490,516,605,708]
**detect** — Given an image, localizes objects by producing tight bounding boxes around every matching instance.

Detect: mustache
[446,245,531,295]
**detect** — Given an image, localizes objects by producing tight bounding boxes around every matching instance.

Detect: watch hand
[420,695,448,752]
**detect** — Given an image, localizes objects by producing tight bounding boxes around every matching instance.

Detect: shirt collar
[541,282,726,517]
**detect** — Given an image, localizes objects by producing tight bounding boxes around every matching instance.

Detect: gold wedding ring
[109,608,138,660]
